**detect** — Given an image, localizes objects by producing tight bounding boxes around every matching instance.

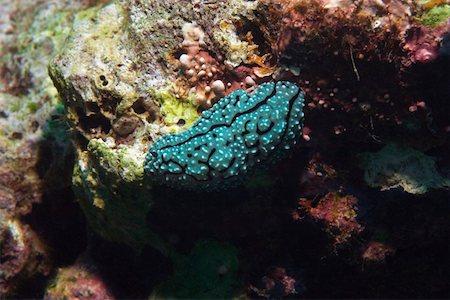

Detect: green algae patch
[150,88,199,129]
[73,149,153,248]
[419,4,450,27]
[359,144,450,194]
[74,139,177,253]
[87,138,145,183]
[150,240,239,299]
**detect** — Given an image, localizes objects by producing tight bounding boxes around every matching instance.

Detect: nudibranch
[144,81,305,191]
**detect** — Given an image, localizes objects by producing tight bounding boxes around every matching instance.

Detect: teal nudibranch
[144,81,305,191]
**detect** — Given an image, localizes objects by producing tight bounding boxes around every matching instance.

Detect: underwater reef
[1,0,450,299]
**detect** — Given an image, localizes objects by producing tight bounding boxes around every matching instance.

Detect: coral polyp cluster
[177,22,226,107]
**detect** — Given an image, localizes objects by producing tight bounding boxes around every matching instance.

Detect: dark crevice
[235,18,272,58]
[99,94,120,115]
[78,112,112,135]
[132,98,147,114]
[85,101,100,113]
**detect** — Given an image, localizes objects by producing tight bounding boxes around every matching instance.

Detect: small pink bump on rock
[302,126,311,136]
[211,80,225,96]
[409,105,417,112]
[198,57,206,64]
[245,76,256,86]
[224,60,234,70]
[207,72,213,77]
[205,86,211,93]
[179,54,191,68]
[186,69,195,77]
[334,125,345,135]
[197,94,206,103]
[416,101,426,108]
[198,70,206,77]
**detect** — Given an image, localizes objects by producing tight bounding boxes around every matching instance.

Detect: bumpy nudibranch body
[144,81,305,191]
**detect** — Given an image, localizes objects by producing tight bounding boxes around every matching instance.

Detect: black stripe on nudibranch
[144,81,305,191]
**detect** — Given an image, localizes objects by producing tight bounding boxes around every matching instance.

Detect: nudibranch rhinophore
[144,81,305,191]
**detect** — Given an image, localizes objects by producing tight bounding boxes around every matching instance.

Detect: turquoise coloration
[144,81,305,191]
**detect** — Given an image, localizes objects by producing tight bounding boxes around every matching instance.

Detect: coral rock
[359,144,450,194]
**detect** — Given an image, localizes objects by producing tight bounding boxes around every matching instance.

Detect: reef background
[1,0,449,299]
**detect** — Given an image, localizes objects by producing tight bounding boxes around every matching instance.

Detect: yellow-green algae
[73,151,151,247]
[419,4,450,27]
[150,87,199,130]
[87,138,145,182]
[73,148,175,255]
